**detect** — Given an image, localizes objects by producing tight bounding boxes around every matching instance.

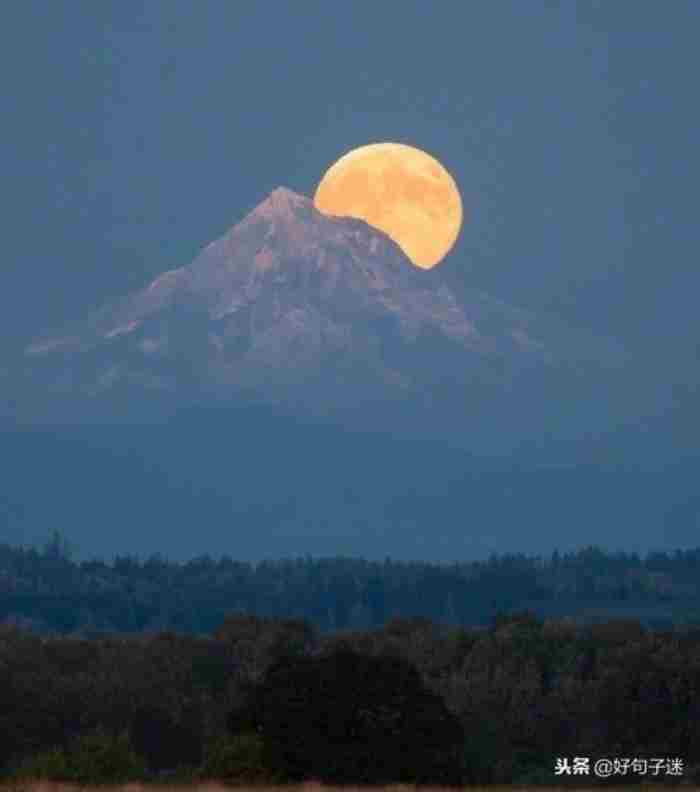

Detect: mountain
[2,189,696,563]
[6,187,623,433]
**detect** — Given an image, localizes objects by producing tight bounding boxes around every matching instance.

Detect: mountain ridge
[6,188,625,433]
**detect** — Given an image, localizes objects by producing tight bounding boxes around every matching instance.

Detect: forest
[2,536,700,784]
[2,535,700,635]
[2,605,700,784]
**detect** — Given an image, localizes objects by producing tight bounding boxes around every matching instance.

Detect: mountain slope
[10,187,622,425]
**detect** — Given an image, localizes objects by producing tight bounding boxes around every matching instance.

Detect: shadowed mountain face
[10,187,622,429]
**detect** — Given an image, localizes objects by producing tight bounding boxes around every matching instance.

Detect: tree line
[2,535,700,635]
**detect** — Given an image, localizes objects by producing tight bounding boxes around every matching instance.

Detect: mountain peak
[233,187,325,247]
[269,185,304,202]
[14,184,605,422]
[253,186,311,219]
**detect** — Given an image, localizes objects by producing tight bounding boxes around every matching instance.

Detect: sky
[1,1,698,562]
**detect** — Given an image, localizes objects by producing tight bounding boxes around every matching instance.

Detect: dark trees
[228,645,465,785]
[129,707,202,771]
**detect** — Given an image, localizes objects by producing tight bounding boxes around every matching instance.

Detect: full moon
[314,142,463,269]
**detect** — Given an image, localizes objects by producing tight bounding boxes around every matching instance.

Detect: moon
[313,142,463,269]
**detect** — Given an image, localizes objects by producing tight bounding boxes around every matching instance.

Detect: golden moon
[314,142,463,269]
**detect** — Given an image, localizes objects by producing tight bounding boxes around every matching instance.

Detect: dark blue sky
[1,2,698,561]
